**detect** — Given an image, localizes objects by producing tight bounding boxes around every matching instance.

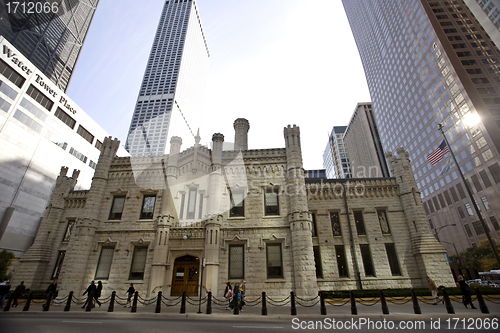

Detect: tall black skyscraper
[0,0,99,92]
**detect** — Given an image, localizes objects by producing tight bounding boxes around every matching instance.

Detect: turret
[233,118,249,151]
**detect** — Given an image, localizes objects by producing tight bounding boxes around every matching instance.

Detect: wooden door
[171,255,199,296]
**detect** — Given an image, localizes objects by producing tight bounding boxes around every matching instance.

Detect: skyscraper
[343,0,500,255]
[323,126,352,179]
[343,103,389,178]
[0,0,99,92]
[125,0,210,156]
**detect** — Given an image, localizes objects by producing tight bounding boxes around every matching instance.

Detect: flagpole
[438,124,500,268]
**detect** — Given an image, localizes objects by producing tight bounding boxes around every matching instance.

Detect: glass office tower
[323,126,352,179]
[343,0,500,254]
[125,0,210,156]
[0,0,99,92]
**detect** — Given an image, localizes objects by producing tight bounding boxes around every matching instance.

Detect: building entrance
[171,255,199,296]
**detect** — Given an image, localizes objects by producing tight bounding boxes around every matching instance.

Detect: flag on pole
[427,140,449,165]
[439,156,453,175]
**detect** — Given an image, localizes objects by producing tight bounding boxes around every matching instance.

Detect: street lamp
[433,223,456,242]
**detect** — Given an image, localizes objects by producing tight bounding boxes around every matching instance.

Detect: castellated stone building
[13,119,455,299]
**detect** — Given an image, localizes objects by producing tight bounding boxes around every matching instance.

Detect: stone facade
[13,119,455,299]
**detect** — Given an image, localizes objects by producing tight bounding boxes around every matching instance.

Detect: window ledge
[228,216,245,220]
[265,278,286,283]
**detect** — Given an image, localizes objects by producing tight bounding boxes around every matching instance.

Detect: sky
[67,0,371,170]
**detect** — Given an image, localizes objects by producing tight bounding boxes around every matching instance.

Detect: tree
[459,241,500,272]
[0,249,15,281]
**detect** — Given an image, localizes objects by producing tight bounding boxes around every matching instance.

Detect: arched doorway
[171,255,199,296]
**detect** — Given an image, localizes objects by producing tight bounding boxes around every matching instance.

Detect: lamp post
[438,123,500,268]
[433,223,456,242]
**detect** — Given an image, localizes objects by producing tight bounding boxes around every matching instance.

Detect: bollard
[232,285,239,315]
[379,289,389,314]
[3,293,13,311]
[155,291,162,313]
[64,291,73,312]
[180,291,186,314]
[441,286,455,314]
[319,291,327,316]
[410,289,421,314]
[43,291,53,311]
[23,291,34,312]
[290,291,297,316]
[206,291,212,314]
[108,291,115,312]
[474,287,489,314]
[261,291,267,316]
[131,291,138,313]
[85,291,94,312]
[350,290,357,315]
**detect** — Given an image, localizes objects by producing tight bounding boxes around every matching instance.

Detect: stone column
[386,148,455,287]
[58,137,120,295]
[148,214,174,296]
[284,125,318,297]
[204,214,221,295]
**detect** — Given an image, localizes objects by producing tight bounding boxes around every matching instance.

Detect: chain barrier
[325,298,350,306]
[52,296,68,305]
[265,295,291,306]
[186,295,207,306]
[137,295,157,306]
[386,294,413,305]
[242,296,262,307]
[357,298,380,306]
[71,295,86,306]
[160,295,182,306]
[113,294,128,306]
[417,296,438,305]
[296,298,320,307]
[210,296,228,306]
[483,295,500,304]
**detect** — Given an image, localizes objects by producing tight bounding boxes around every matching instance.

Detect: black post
[43,291,53,311]
[350,290,357,315]
[180,291,186,314]
[3,293,13,311]
[261,291,267,316]
[290,291,297,316]
[441,286,455,314]
[85,291,94,312]
[131,291,138,313]
[155,291,162,313]
[319,291,327,315]
[23,291,33,311]
[474,287,489,314]
[410,289,421,314]
[64,291,73,312]
[379,289,389,314]
[108,291,115,312]
[232,285,239,315]
[206,291,212,314]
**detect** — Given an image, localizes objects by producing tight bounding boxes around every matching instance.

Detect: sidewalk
[2,296,499,320]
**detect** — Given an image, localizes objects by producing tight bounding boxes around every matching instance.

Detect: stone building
[13,119,454,298]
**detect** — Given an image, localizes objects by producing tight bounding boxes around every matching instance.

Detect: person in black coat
[43,279,58,310]
[12,281,25,307]
[458,275,476,309]
[94,281,102,307]
[82,281,97,308]
[125,283,135,308]
[0,282,10,309]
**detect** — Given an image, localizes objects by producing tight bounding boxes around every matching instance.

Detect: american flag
[427,140,450,165]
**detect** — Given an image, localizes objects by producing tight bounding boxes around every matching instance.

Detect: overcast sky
[67,0,371,170]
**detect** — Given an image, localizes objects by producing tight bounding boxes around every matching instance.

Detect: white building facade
[0,37,127,257]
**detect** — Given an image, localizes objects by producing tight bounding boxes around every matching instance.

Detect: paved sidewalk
[2,295,499,320]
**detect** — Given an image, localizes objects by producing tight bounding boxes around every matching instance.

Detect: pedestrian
[125,283,135,308]
[0,281,10,309]
[239,280,245,311]
[224,281,232,310]
[82,281,97,309]
[458,275,476,309]
[94,281,103,307]
[12,281,25,307]
[44,279,57,309]
[427,276,442,305]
